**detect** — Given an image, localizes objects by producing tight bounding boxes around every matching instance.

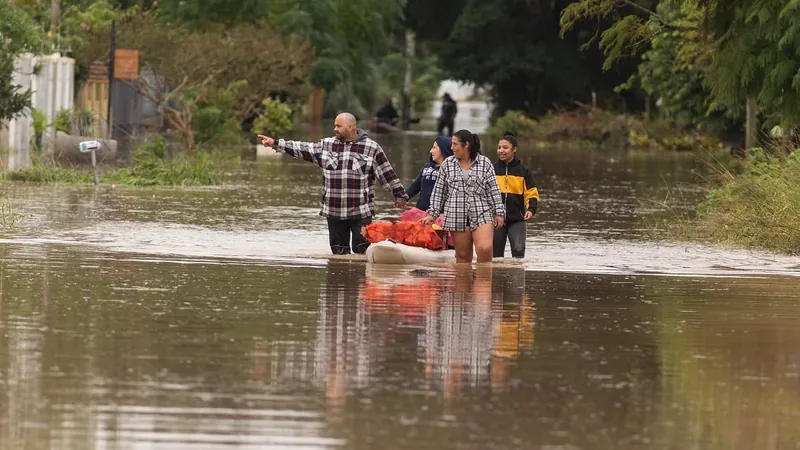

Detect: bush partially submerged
[686,149,800,254]
[1,158,92,183]
[488,107,721,151]
[107,137,222,186]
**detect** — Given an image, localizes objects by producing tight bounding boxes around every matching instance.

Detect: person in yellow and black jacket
[493,132,539,258]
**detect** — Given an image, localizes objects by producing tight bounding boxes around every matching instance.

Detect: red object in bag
[362,220,446,250]
[399,208,452,248]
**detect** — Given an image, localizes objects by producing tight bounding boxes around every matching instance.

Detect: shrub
[486,110,537,141]
[252,97,294,137]
[190,80,248,147]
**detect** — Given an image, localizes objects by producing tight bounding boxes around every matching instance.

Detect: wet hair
[499,130,518,148]
[453,129,481,160]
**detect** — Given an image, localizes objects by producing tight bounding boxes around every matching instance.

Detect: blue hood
[430,136,453,164]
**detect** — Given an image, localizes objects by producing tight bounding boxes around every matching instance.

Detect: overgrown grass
[0,137,233,186]
[669,148,800,254]
[106,138,223,186]
[0,158,93,183]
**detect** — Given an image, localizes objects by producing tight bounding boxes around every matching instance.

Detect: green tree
[561,0,800,127]
[703,0,800,125]
[620,1,741,131]
[155,0,402,118]
[74,11,313,154]
[375,53,445,116]
[436,0,640,116]
[0,0,42,123]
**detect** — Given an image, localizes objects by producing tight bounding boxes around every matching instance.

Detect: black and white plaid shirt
[274,132,407,219]
[426,154,505,231]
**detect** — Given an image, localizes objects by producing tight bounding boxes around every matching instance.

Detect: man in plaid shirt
[258,113,408,255]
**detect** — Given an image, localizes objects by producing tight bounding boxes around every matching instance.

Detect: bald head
[337,112,357,126]
[334,112,358,141]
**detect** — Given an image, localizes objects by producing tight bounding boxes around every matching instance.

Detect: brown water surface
[1,133,799,449]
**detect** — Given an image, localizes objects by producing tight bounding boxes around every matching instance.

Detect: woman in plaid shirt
[420,130,505,263]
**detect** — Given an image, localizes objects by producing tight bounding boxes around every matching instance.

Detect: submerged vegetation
[678,148,800,254]
[0,138,230,186]
[487,108,722,152]
[0,193,21,228]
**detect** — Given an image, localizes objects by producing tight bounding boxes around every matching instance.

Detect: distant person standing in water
[374,96,399,128]
[258,113,408,255]
[437,93,458,136]
[420,129,505,263]
[493,131,538,259]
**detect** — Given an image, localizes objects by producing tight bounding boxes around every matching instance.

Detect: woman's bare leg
[451,231,474,263]
[472,224,496,263]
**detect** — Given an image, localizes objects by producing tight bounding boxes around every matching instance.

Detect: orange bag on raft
[362,221,447,251]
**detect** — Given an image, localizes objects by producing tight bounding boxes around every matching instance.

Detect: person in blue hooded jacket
[405,136,453,211]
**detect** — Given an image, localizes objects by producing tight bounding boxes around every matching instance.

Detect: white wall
[4,53,75,167]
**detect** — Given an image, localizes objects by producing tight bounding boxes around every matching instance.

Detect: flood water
[2,131,800,449]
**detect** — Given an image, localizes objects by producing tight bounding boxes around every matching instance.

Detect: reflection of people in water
[490,267,535,391]
[313,262,369,413]
[313,262,536,410]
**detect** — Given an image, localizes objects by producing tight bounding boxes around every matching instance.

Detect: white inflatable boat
[366,240,455,265]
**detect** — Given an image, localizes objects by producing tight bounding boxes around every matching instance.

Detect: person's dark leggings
[493,220,526,258]
[437,118,455,136]
[327,217,373,255]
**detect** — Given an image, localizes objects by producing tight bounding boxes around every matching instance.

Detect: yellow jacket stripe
[496,174,540,210]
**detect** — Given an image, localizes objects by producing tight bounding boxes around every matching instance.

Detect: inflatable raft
[366,240,455,265]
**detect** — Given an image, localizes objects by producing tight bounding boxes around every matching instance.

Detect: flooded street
[2,133,800,449]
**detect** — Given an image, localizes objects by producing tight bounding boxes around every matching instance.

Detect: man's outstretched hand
[257,134,275,147]
[394,199,407,208]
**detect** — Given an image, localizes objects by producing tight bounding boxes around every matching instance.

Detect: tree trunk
[401,29,415,130]
[164,107,195,155]
[745,96,757,150]
[309,86,324,122]
[50,0,60,35]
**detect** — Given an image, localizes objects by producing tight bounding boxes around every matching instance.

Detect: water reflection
[313,262,535,407]
[2,245,800,449]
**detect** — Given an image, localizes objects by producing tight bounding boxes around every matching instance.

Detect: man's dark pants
[437,118,455,136]
[327,217,373,255]
[493,220,527,258]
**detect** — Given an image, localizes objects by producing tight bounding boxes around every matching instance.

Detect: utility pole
[401,29,415,130]
[107,19,116,140]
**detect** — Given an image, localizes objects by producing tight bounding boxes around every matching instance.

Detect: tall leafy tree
[155,0,402,116]
[703,0,800,124]
[561,0,800,125]
[435,0,640,116]
[0,0,42,123]
[622,1,741,131]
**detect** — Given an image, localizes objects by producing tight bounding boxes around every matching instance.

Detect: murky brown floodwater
[2,131,800,449]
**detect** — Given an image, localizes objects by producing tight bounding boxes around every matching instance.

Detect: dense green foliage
[437,0,640,117]
[0,0,42,122]
[561,0,800,129]
[252,98,294,137]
